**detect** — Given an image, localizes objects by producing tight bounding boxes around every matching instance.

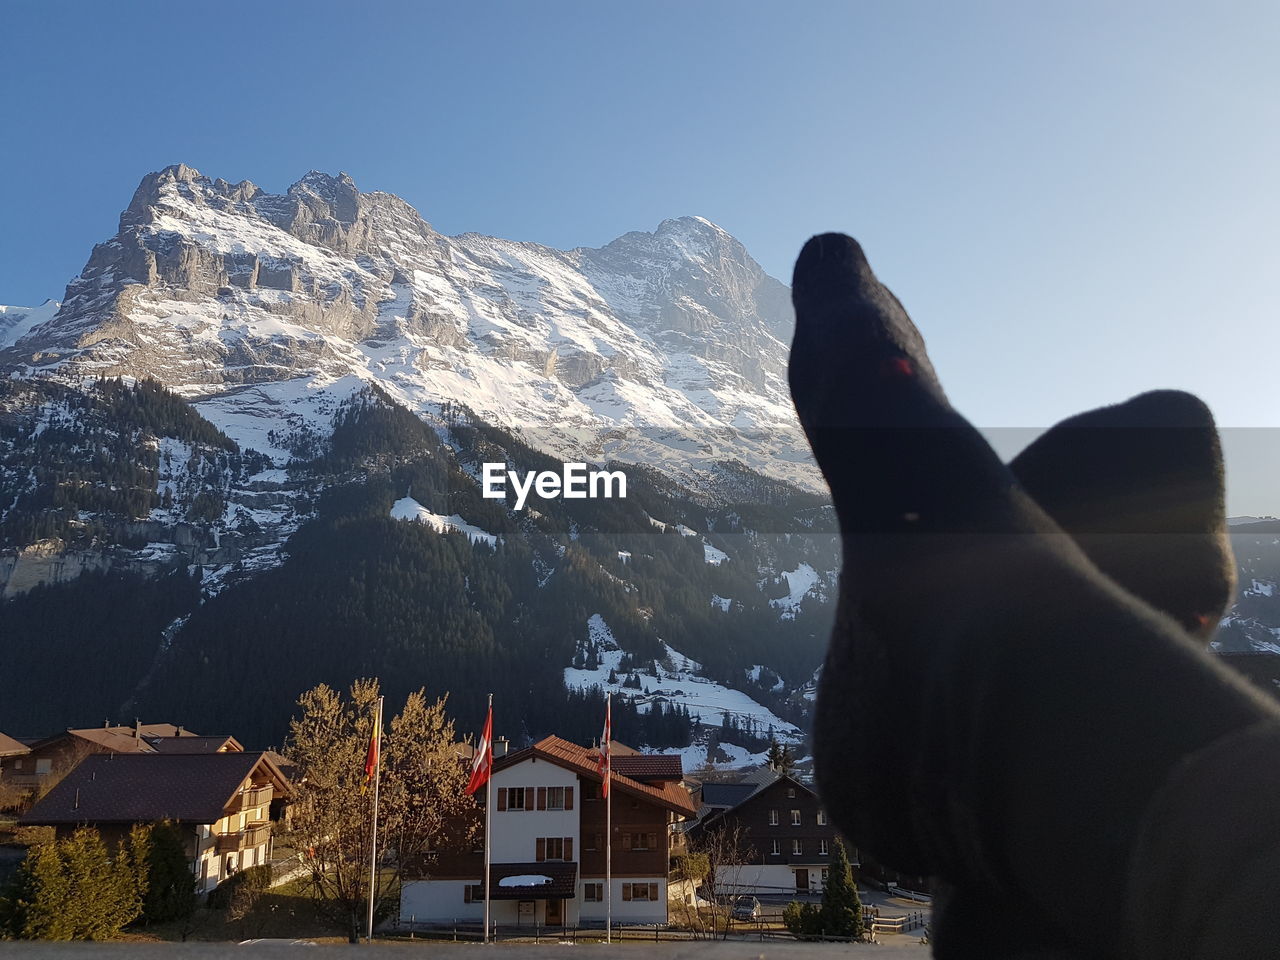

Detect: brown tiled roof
[146,735,243,754]
[0,732,30,757]
[494,736,696,818]
[610,755,683,781]
[19,752,289,826]
[482,862,578,900]
[28,723,202,756]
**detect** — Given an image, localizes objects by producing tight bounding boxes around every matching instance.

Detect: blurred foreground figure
[790,233,1280,959]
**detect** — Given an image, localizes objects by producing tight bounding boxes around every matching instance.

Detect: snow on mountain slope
[563,613,804,757]
[0,301,59,349]
[390,495,499,546]
[769,562,823,619]
[1,165,814,492]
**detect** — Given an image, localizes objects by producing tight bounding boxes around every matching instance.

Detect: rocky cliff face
[3,164,811,491]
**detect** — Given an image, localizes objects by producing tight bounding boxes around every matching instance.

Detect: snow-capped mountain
[1,164,811,492]
[0,300,60,350]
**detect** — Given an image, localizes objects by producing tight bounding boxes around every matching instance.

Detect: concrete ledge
[0,942,928,958]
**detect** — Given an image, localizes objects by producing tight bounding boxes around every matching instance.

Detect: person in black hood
[789,233,1280,959]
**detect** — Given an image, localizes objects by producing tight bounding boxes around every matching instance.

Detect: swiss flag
[465,704,493,796]
[597,696,611,798]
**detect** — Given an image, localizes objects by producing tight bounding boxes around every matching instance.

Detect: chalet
[400,735,696,927]
[0,733,29,763]
[0,722,232,793]
[0,733,30,802]
[688,769,845,896]
[19,751,290,895]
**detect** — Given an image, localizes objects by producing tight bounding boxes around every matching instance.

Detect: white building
[401,736,695,928]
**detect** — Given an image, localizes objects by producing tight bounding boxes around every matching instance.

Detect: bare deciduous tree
[693,820,756,940]
[284,680,475,942]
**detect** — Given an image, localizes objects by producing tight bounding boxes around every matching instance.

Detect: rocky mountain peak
[1,165,814,492]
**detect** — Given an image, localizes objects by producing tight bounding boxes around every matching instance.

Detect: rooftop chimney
[493,737,509,759]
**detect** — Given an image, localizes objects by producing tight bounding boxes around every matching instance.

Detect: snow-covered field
[563,614,803,765]
[391,496,498,546]
[769,563,822,619]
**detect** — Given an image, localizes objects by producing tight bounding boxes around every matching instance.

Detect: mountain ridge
[1,164,812,494]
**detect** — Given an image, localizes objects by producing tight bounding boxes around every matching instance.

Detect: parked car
[732,895,761,920]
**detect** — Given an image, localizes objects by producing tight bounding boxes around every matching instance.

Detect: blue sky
[3,1,1277,508]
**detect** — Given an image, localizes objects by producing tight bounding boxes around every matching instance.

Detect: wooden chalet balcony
[235,785,273,810]
[215,822,271,853]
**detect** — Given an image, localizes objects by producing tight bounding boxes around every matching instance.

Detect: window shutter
[498,788,507,811]
[564,837,573,860]
[565,786,574,810]
[528,787,536,810]
[464,885,472,903]
[648,832,657,851]
[596,832,603,851]
[649,883,658,901]
[536,838,546,862]
[622,884,632,901]
[623,833,632,851]
[537,787,547,811]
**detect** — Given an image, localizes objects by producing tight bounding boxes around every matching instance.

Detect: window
[547,786,565,810]
[536,837,573,861]
[768,808,779,826]
[584,882,603,902]
[622,832,656,851]
[793,839,803,856]
[787,786,796,798]
[821,869,829,883]
[770,840,781,856]
[585,833,601,852]
[791,809,802,826]
[463,884,484,903]
[623,883,659,901]
[820,839,829,856]
[508,787,526,810]
[817,810,827,826]
[35,758,52,775]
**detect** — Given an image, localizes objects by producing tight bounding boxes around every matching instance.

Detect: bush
[207,864,273,910]
[672,853,709,884]
[0,826,149,940]
[783,900,822,937]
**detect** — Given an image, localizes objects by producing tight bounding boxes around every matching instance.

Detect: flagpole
[366,695,384,943]
[605,693,612,945]
[483,693,493,944]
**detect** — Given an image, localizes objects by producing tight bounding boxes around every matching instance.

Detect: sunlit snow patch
[500,875,553,888]
[391,496,498,546]
[769,563,820,619]
[563,614,803,748]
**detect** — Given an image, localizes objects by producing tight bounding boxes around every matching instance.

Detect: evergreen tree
[819,837,863,939]
[3,826,149,940]
[143,822,196,924]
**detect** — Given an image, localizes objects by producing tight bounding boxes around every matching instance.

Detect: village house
[687,768,845,896]
[0,732,30,805]
[0,732,29,765]
[401,735,696,928]
[0,722,234,796]
[19,751,289,895]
